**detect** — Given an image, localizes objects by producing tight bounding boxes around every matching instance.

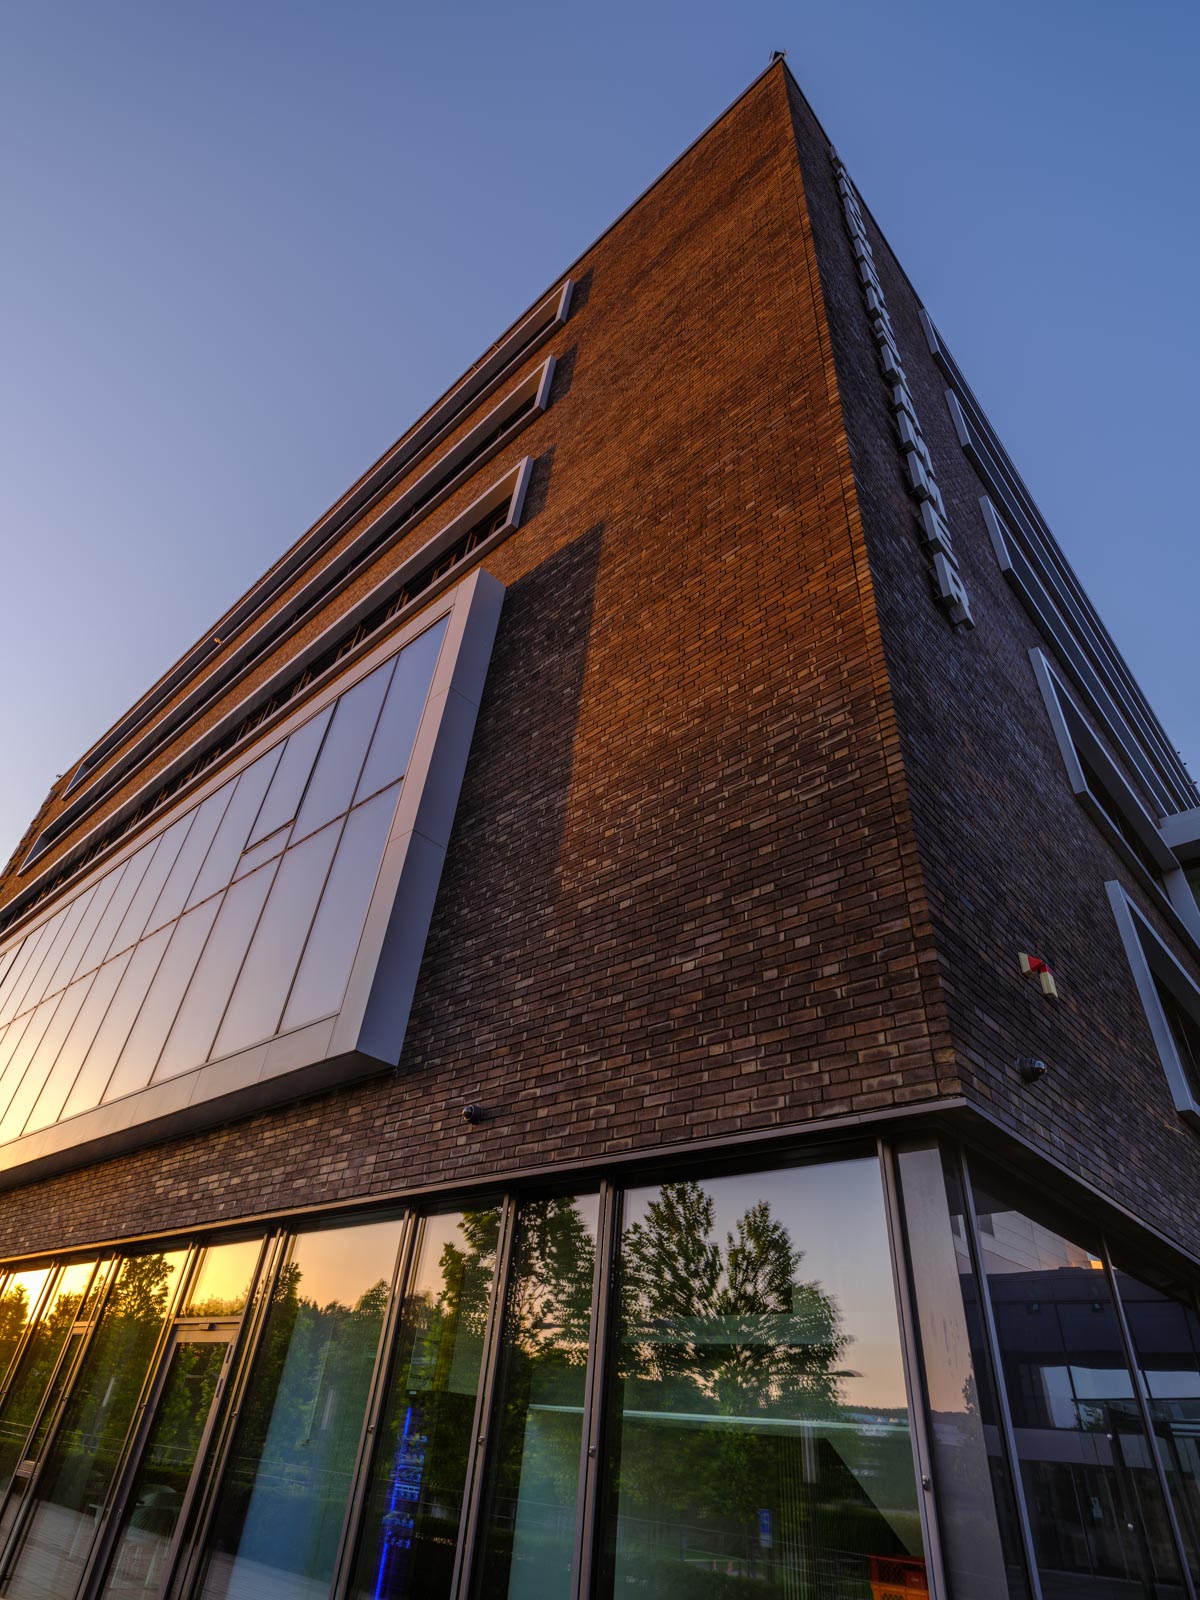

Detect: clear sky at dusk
[1,0,1196,861]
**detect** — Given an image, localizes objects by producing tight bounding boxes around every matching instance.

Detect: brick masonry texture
[0,67,956,1257]
[783,73,1200,1254]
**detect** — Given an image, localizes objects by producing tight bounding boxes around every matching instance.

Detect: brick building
[0,57,1196,1600]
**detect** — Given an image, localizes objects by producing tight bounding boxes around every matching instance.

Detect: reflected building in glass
[0,55,1198,1600]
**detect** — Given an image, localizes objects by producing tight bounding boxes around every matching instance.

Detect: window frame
[1107,879,1200,1130]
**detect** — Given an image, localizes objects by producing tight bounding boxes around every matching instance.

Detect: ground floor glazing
[0,1134,1197,1599]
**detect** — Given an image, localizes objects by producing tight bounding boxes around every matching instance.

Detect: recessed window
[1108,881,1200,1129]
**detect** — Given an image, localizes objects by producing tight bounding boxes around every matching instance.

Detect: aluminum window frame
[1108,880,1200,1132]
[1031,646,1200,950]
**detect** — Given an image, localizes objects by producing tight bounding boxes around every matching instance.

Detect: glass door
[94,1327,233,1599]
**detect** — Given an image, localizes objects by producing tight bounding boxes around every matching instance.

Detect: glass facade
[0,618,448,1150]
[1,1142,1200,1599]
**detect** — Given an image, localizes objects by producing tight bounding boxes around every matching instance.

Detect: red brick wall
[0,66,955,1257]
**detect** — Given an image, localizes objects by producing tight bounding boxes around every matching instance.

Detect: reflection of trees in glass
[0,1254,181,1600]
[621,1182,850,1417]
[475,1196,596,1600]
[348,1208,500,1600]
[604,1182,924,1595]
[0,1270,94,1490]
[202,1227,402,1595]
[0,1282,36,1383]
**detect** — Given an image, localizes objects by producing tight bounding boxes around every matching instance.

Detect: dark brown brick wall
[0,66,954,1258]
[782,73,1200,1254]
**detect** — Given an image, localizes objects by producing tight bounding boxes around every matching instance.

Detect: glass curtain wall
[194,1217,404,1600]
[0,1250,187,1600]
[0,1150,951,1600]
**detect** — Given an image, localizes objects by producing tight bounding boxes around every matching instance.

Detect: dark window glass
[98,1334,230,1599]
[196,1217,403,1600]
[1115,1266,1200,1585]
[971,1168,1186,1598]
[912,1148,1034,1598]
[597,1160,926,1598]
[1080,754,1165,884]
[1,1250,185,1600]
[348,1207,501,1600]
[473,1195,597,1600]
[1156,979,1200,1100]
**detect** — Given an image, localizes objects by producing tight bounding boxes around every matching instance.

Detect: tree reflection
[621,1182,850,1417]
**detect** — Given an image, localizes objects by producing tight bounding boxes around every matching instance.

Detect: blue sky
[1,0,1197,860]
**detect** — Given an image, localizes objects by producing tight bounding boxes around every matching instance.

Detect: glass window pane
[184,749,284,912]
[145,787,234,935]
[212,821,341,1060]
[0,1272,53,1388]
[474,1197,597,1600]
[281,784,400,1033]
[1115,1265,1200,1587]
[897,1144,1031,1599]
[972,1167,1186,1599]
[196,1217,403,1600]
[23,954,132,1135]
[244,707,333,851]
[0,1329,87,1552]
[0,975,96,1144]
[181,1240,265,1319]
[597,1159,927,1599]
[1,1250,185,1600]
[0,935,36,1027]
[103,900,222,1103]
[348,1206,501,1600]
[76,849,150,976]
[60,929,171,1119]
[44,865,124,989]
[35,887,97,1002]
[48,950,135,1124]
[107,818,192,958]
[0,997,63,1134]
[155,862,280,1081]
[292,666,391,843]
[0,1263,98,1498]
[98,1335,229,1600]
[230,833,286,883]
[355,620,447,803]
[6,912,68,1021]
[15,905,82,1016]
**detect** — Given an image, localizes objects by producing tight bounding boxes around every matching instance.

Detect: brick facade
[0,59,1195,1280]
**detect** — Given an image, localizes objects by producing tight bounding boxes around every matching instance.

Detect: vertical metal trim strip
[168,1228,290,1600]
[1103,1236,1198,1599]
[450,1192,518,1600]
[328,1212,417,1600]
[571,1179,619,1600]
[956,1148,1045,1600]
[0,1256,117,1580]
[878,1139,948,1600]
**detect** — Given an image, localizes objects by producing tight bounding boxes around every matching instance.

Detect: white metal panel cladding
[0,569,505,1186]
